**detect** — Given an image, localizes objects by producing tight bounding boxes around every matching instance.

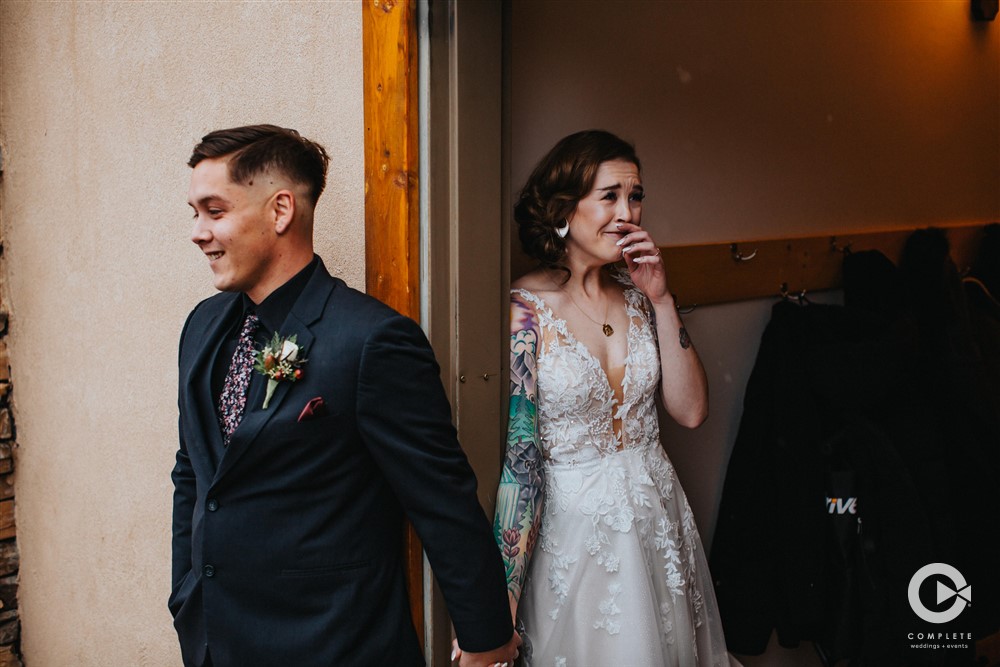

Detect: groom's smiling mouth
[206,251,224,261]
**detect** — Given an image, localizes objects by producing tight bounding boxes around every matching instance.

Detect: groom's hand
[453,631,521,667]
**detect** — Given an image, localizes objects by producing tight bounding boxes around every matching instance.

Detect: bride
[490,130,733,666]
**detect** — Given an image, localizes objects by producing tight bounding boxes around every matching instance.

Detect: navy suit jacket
[170,260,512,666]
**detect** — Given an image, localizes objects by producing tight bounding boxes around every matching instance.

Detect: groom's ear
[272,190,296,235]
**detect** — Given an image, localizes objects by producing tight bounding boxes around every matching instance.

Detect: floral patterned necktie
[218,312,260,446]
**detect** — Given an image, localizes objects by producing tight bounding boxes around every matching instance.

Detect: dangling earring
[556,221,569,238]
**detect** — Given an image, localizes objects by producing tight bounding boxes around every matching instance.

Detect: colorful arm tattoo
[493,295,546,610]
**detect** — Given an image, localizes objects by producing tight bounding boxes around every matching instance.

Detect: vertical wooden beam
[363,0,420,319]
[362,0,423,647]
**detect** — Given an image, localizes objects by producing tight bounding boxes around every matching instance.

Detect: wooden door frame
[363,2,504,664]
[362,0,423,649]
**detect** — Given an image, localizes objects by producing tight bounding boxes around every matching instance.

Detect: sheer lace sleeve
[493,292,546,613]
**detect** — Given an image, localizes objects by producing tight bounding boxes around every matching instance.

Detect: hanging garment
[713,241,1000,664]
[901,229,1000,640]
[711,296,939,664]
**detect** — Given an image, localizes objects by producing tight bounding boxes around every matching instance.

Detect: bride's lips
[205,251,224,262]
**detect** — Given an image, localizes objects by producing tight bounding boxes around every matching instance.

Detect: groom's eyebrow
[189,194,231,208]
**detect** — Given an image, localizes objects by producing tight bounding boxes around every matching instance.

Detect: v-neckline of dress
[514,286,633,407]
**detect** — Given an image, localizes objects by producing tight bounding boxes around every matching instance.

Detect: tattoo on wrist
[679,326,691,349]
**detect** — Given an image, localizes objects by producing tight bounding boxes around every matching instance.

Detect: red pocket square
[298,396,328,422]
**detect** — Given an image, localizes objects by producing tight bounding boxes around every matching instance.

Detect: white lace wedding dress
[514,277,733,667]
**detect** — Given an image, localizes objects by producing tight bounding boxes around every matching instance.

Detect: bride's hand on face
[617,222,670,305]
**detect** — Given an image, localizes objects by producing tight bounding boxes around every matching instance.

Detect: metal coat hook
[779,282,808,304]
[830,236,853,255]
[730,243,758,262]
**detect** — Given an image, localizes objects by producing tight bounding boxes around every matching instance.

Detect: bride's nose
[615,198,632,223]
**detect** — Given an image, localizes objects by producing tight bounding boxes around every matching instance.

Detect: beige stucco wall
[0,2,364,664]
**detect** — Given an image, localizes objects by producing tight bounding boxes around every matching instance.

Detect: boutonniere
[253,333,308,409]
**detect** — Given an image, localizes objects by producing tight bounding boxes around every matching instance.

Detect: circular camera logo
[908,563,971,624]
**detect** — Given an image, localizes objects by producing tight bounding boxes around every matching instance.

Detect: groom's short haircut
[188,124,330,205]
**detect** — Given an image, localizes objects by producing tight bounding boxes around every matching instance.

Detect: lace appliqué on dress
[594,582,624,636]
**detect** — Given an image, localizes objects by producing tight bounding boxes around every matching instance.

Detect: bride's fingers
[615,222,642,232]
[615,228,652,244]
[621,240,658,256]
[614,223,652,246]
[631,252,663,264]
[615,230,649,247]
[625,245,662,265]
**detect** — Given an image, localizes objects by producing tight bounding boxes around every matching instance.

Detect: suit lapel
[184,294,241,461]
[213,261,337,483]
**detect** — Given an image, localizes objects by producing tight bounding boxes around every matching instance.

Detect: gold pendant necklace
[559,282,614,336]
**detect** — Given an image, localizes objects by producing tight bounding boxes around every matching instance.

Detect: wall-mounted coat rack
[660,221,992,309]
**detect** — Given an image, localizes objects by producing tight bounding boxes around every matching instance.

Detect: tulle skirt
[519,446,736,667]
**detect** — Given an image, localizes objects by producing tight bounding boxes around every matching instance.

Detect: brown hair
[188,124,330,204]
[515,130,641,271]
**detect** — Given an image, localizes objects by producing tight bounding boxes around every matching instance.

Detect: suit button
[203,565,215,578]
[206,499,219,512]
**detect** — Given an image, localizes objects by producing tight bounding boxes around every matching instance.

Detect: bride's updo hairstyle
[515,130,641,273]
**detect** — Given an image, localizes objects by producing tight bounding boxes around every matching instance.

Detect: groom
[171,125,518,667]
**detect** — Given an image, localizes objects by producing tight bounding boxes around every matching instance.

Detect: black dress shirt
[209,256,320,463]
